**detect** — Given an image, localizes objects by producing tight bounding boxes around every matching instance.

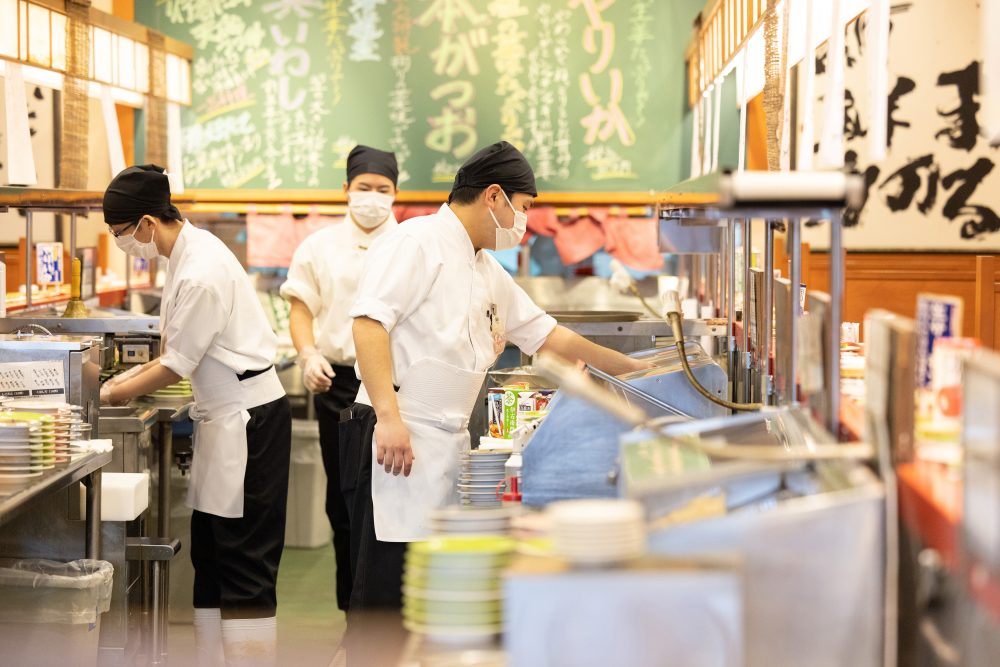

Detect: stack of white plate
[403,536,514,644]
[430,506,515,536]
[0,422,43,480]
[548,499,647,566]
[458,450,510,508]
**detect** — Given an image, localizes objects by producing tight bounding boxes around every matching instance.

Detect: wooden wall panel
[806,252,1000,336]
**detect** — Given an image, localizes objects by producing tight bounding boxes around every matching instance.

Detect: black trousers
[191,395,292,619]
[313,365,361,611]
[339,402,408,666]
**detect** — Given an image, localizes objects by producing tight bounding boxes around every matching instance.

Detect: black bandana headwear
[451,141,537,198]
[346,145,399,185]
[103,164,181,225]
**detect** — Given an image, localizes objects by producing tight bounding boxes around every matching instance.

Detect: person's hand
[374,416,414,477]
[628,357,655,373]
[299,347,335,393]
[99,383,128,406]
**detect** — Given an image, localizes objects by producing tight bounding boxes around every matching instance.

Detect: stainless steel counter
[0,451,111,558]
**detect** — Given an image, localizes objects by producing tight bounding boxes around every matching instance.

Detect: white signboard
[0,360,66,401]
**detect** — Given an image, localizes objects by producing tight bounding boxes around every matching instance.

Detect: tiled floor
[166,545,345,666]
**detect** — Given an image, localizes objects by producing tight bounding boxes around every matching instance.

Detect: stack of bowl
[457,450,510,508]
[403,536,514,644]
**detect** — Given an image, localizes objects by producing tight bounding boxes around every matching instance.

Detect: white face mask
[114,219,160,259]
[489,190,528,251]
[348,191,394,229]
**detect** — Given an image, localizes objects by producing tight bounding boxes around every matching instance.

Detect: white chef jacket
[350,203,557,399]
[159,221,277,378]
[280,215,397,365]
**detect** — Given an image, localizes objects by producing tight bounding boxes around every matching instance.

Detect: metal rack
[0,187,192,311]
[656,170,863,434]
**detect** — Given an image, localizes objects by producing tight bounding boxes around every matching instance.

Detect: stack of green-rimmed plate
[0,422,43,479]
[146,378,192,400]
[403,536,514,644]
[3,402,84,464]
[0,413,55,470]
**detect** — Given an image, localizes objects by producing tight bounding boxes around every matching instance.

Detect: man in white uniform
[343,142,647,661]
[280,145,398,612]
[98,165,290,667]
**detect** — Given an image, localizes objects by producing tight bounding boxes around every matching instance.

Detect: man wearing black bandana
[279,145,399,614]
[99,164,291,667]
[341,142,647,664]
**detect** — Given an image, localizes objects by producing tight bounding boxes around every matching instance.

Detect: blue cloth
[591,250,664,280]
[521,391,631,507]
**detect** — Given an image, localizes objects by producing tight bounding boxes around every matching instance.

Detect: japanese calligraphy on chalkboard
[797,0,1000,249]
[137,0,673,192]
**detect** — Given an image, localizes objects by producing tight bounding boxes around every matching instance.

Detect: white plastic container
[101,472,149,521]
[285,419,331,548]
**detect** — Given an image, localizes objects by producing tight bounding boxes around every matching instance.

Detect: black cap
[346,145,399,185]
[102,164,180,225]
[451,141,537,198]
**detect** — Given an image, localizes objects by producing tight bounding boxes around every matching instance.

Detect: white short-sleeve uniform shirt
[350,203,556,398]
[280,215,397,366]
[159,221,277,377]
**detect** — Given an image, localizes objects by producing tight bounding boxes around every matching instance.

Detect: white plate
[403,585,503,602]
[432,507,515,520]
[402,619,501,645]
[548,499,644,523]
[0,470,43,479]
[431,518,510,529]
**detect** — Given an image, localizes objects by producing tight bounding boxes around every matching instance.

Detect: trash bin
[286,419,332,548]
[0,559,113,667]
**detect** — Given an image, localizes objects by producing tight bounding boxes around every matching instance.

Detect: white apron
[186,356,285,518]
[371,358,486,542]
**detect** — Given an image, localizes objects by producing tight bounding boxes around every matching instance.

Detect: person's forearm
[108,358,159,387]
[110,362,182,403]
[537,325,641,376]
[353,317,401,422]
[288,298,317,355]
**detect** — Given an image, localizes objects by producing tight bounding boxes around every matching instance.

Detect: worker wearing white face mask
[343,141,648,663]
[98,165,291,667]
[279,145,398,612]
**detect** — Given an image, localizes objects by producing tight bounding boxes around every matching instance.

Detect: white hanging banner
[711,82,723,174]
[985,0,1000,145]
[738,52,748,172]
[866,0,891,161]
[2,62,38,186]
[818,0,846,168]
[797,0,816,170]
[166,102,185,194]
[690,95,702,178]
[100,85,126,178]
[702,92,713,176]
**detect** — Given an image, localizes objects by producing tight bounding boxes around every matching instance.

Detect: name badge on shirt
[487,303,506,355]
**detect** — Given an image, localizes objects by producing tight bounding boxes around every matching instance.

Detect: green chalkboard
[137,0,698,193]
